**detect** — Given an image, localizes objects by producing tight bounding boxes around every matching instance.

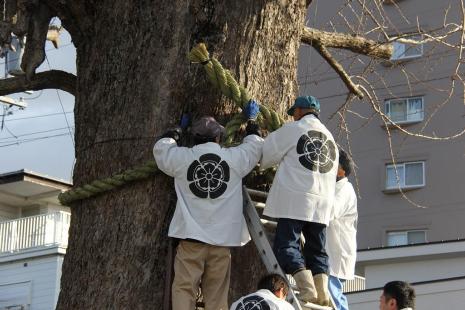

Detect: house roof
[0,169,72,207]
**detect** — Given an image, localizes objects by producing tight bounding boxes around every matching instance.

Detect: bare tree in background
[0,0,464,308]
[300,0,465,205]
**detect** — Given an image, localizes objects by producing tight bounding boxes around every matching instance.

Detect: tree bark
[56,1,306,308]
[0,70,76,96]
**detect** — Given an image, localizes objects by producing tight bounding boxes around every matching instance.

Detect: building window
[391,35,423,60]
[385,96,424,124]
[387,230,427,246]
[386,161,425,189]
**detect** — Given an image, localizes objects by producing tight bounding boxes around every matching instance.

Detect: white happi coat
[153,135,263,246]
[326,177,357,280]
[230,289,294,310]
[261,114,338,225]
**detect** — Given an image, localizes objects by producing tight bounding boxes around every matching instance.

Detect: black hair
[383,281,415,310]
[193,134,217,145]
[339,149,354,177]
[257,273,289,297]
[301,110,320,119]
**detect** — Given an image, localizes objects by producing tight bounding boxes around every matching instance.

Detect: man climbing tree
[154,110,263,309]
[261,96,338,307]
[0,1,464,309]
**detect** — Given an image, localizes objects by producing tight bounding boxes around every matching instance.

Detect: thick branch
[22,2,53,79]
[301,27,393,59]
[0,70,76,96]
[312,42,364,99]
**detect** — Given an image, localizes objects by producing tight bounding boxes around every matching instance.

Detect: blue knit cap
[287,96,321,116]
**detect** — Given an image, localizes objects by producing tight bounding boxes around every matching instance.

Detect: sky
[0,30,76,182]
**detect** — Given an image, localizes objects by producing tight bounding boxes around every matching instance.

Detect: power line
[24,90,44,100]
[0,132,72,147]
[45,54,75,147]
[3,111,74,122]
[2,123,18,139]
[0,126,75,142]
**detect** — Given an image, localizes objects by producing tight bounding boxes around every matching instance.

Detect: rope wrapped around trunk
[58,43,284,206]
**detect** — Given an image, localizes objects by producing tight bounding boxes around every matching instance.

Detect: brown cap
[191,116,225,138]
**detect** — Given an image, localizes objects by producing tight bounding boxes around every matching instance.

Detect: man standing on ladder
[326,149,357,310]
[260,96,338,307]
[153,101,263,310]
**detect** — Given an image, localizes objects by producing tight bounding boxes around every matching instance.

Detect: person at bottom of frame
[379,281,416,310]
[230,273,294,310]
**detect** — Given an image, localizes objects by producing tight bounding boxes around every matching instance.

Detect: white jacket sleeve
[346,194,358,228]
[261,123,296,169]
[334,182,358,220]
[228,134,264,177]
[153,138,189,177]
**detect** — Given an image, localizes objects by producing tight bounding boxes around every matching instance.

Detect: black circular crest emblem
[296,130,337,173]
[187,153,230,199]
[234,295,271,310]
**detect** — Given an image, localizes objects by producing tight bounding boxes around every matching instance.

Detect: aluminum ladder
[243,186,333,310]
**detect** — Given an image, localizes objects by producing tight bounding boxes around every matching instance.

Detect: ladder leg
[242,186,303,310]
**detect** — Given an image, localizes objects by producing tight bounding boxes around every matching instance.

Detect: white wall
[0,203,20,221]
[0,254,64,310]
[364,256,465,288]
[41,204,70,214]
[348,277,465,310]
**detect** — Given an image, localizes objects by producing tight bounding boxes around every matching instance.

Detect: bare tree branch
[301,26,393,59]
[312,41,364,99]
[0,70,76,96]
[21,2,53,79]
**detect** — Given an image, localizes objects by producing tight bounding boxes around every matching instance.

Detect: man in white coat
[154,107,263,310]
[326,149,357,310]
[230,273,294,310]
[261,96,338,306]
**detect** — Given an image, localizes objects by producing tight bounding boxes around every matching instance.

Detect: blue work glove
[180,113,190,130]
[243,99,260,120]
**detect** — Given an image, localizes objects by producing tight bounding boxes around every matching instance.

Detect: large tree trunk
[57,1,306,308]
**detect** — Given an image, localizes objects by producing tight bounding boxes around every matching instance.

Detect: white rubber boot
[314,273,330,306]
[293,269,317,303]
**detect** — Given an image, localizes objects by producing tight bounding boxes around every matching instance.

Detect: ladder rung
[246,188,268,198]
[260,218,277,229]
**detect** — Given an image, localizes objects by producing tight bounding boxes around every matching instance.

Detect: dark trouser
[273,218,328,275]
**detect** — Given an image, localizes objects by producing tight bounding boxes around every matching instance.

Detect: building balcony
[0,211,70,257]
[344,275,366,293]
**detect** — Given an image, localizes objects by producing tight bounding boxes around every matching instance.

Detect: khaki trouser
[172,240,231,310]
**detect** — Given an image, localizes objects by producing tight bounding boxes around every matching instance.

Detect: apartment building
[0,170,71,310]
[299,0,465,250]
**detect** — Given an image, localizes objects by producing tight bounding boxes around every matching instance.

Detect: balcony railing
[344,275,366,293]
[0,211,71,254]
